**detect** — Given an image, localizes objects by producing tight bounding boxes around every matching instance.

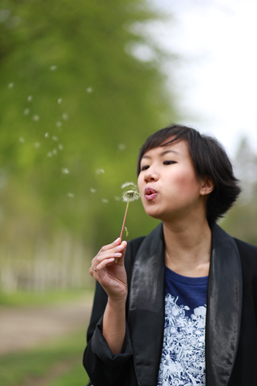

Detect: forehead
[141,139,189,159]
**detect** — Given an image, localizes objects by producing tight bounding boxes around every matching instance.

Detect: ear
[200,175,214,196]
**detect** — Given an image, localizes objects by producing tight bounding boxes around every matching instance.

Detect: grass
[0,287,94,307]
[0,328,89,386]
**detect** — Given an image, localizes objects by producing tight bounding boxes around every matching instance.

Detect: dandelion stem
[115,201,129,264]
[120,201,129,240]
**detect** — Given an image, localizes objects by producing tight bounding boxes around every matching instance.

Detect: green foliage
[221,137,257,246]
[0,0,178,270]
[0,329,88,386]
[0,288,92,307]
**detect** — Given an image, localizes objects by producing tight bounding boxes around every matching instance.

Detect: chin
[144,208,163,221]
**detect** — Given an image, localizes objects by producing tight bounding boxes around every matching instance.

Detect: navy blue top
[157,267,208,386]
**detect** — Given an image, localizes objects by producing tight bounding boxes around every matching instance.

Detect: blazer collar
[206,223,243,386]
[128,223,243,386]
[128,223,165,386]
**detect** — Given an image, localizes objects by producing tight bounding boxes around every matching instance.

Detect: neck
[163,217,212,277]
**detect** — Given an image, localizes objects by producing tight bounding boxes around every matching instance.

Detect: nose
[144,167,159,183]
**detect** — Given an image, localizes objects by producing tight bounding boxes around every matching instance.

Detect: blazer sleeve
[83,237,144,386]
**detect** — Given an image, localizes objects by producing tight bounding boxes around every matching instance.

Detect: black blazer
[83,223,257,386]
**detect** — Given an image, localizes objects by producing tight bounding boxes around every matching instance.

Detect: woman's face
[137,139,210,223]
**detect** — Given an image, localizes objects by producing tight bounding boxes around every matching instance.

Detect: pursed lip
[144,187,158,201]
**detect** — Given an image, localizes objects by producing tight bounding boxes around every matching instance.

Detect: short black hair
[137,124,241,224]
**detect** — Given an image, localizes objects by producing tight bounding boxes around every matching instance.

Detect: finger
[100,237,121,253]
[116,241,127,265]
[94,257,116,271]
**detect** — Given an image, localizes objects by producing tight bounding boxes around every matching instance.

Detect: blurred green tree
[221,137,257,246]
[0,0,179,289]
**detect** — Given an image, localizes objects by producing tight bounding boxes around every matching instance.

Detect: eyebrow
[141,149,181,160]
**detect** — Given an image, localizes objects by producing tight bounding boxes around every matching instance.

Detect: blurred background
[0,0,257,385]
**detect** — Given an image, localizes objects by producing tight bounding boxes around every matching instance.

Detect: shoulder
[234,237,257,257]
[234,237,257,276]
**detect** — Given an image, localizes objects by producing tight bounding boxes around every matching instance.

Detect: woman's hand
[89,237,128,302]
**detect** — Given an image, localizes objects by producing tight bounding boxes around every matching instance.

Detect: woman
[83,124,257,386]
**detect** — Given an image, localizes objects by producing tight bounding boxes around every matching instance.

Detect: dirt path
[0,295,93,356]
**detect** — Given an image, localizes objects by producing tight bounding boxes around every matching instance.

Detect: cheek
[137,175,144,195]
[172,171,200,194]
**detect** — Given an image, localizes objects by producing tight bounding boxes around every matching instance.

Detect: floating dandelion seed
[62,168,69,174]
[47,152,53,157]
[8,83,14,88]
[58,144,63,150]
[90,188,96,193]
[102,198,109,204]
[27,95,33,102]
[52,136,58,141]
[45,132,49,138]
[86,87,93,93]
[33,115,40,121]
[67,192,74,198]
[19,137,25,143]
[62,113,68,120]
[56,121,62,127]
[96,168,105,175]
[115,182,140,263]
[24,108,30,115]
[50,65,57,71]
[58,98,62,104]
[34,142,40,148]
[52,149,57,155]
[0,10,11,22]
[118,143,126,151]
[114,196,121,201]
[6,16,20,29]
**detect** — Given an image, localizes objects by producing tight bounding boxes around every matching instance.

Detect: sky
[149,0,257,157]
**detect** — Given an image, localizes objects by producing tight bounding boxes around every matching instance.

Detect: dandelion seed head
[27,95,33,102]
[121,182,140,202]
[33,115,40,121]
[24,108,30,115]
[62,168,69,174]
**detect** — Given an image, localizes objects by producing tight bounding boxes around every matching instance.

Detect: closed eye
[163,160,177,165]
[140,165,149,171]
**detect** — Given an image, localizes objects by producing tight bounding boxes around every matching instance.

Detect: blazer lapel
[128,223,165,386]
[206,224,243,386]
